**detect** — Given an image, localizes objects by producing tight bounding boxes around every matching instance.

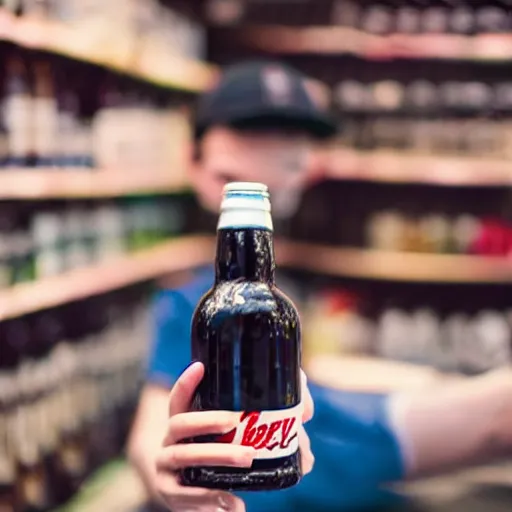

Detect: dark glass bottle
[0,319,24,512]
[56,302,90,493]
[181,182,303,491]
[10,317,53,512]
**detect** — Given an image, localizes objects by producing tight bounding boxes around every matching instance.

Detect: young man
[128,61,512,512]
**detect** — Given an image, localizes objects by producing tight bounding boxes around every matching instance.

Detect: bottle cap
[223,182,269,195]
[219,182,273,230]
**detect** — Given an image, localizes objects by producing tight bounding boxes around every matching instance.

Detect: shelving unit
[320,148,512,187]
[0,169,191,199]
[0,236,215,322]
[0,9,331,104]
[2,237,507,325]
[276,240,512,283]
[0,8,219,92]
[242,26,512,61]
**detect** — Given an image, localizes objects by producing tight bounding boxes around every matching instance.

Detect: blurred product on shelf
[330,0,510,35]
[367,210,512,257]
[302,289,373,360]
[0,0,206,63]
[0,52,192,174]
[334,80,512,159]
[367,210,479,254]
[0,196,187,290]
[208,0,511,34]
[0,286,150,510]
[335,79,512,114]
[92,80,191,173]
[302,287,512,375]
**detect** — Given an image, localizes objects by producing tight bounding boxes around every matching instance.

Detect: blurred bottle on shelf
[395,6,421,34]
[0,286,151,509]
[31,207,66,279]
[92,81,190,177]
[303,289,371,362]
[3,55,32,168]
[366,210,407,252]
[335,77,512,159]
[328,0,510,35]
[459,311,511,373]
[32,61,58,167]
[11,205,35,285]
[0,196,186,291]
[1,52,192,173]
[366,210,486,255]
[0,320,21,511]
[303,285,512,375]
[11,316,55,512]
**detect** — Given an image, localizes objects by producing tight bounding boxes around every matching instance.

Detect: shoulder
[153,265,215,316]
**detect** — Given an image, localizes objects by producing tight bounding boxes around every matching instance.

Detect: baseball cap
[193,60,337,140]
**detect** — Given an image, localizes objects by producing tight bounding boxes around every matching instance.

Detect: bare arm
[389,367,512,478]
[308,355,512,478]
[127,384,170,503]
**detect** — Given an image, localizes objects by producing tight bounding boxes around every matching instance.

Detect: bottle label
[216,403,302,460]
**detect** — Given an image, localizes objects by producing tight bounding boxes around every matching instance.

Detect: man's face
[189,127,313,219]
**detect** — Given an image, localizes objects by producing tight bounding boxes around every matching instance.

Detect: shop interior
[0,1,511,510]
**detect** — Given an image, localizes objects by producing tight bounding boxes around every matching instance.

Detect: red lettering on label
[217,428,236,444]
[256,420,281,450]
[241,412,266,447]
[216,409,300,454]
[280,417,296,448]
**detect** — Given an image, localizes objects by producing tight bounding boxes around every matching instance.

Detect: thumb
[169,362,204,417]
[301,370,314,423]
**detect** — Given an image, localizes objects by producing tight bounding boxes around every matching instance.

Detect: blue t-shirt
[147,267,406,512]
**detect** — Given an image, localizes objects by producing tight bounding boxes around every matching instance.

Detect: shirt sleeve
[145,289,193,388]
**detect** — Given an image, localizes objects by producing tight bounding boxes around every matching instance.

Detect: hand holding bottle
[155,362,314,511]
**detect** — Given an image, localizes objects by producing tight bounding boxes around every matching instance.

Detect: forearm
[127,436,161,503]
[127,385,172,507]
[389,368,512,478]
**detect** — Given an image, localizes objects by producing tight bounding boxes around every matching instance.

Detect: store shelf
[0,169,190,199]
[276,241,512,283]
[0,236,215,321]
[4,235,508,322]
[242,26,512,62]
[0,9,219,92]
[321,148,512,187]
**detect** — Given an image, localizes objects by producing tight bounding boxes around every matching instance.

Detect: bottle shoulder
[193,281,300,322]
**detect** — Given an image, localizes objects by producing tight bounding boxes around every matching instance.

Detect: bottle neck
[215,228,275,284]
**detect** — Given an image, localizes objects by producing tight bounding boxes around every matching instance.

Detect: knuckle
[158,447,178,470]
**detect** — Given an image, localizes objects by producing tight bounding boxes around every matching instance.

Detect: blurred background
[0,0,511,511]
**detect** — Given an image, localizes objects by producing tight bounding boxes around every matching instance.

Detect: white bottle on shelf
[3,56,33,167]
[461,311,511,373]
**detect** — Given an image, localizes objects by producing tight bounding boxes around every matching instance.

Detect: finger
[156,471,244,511]
[217,492,246,512]
[299,426,314,475]
[156,444,255,472]
[169,362,204,417]
[301,370,314,423]
[163,410,241,446]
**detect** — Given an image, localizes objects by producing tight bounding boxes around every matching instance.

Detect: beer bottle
[181,182,303,491]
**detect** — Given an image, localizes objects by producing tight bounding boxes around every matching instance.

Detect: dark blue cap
[194,60,337,140]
